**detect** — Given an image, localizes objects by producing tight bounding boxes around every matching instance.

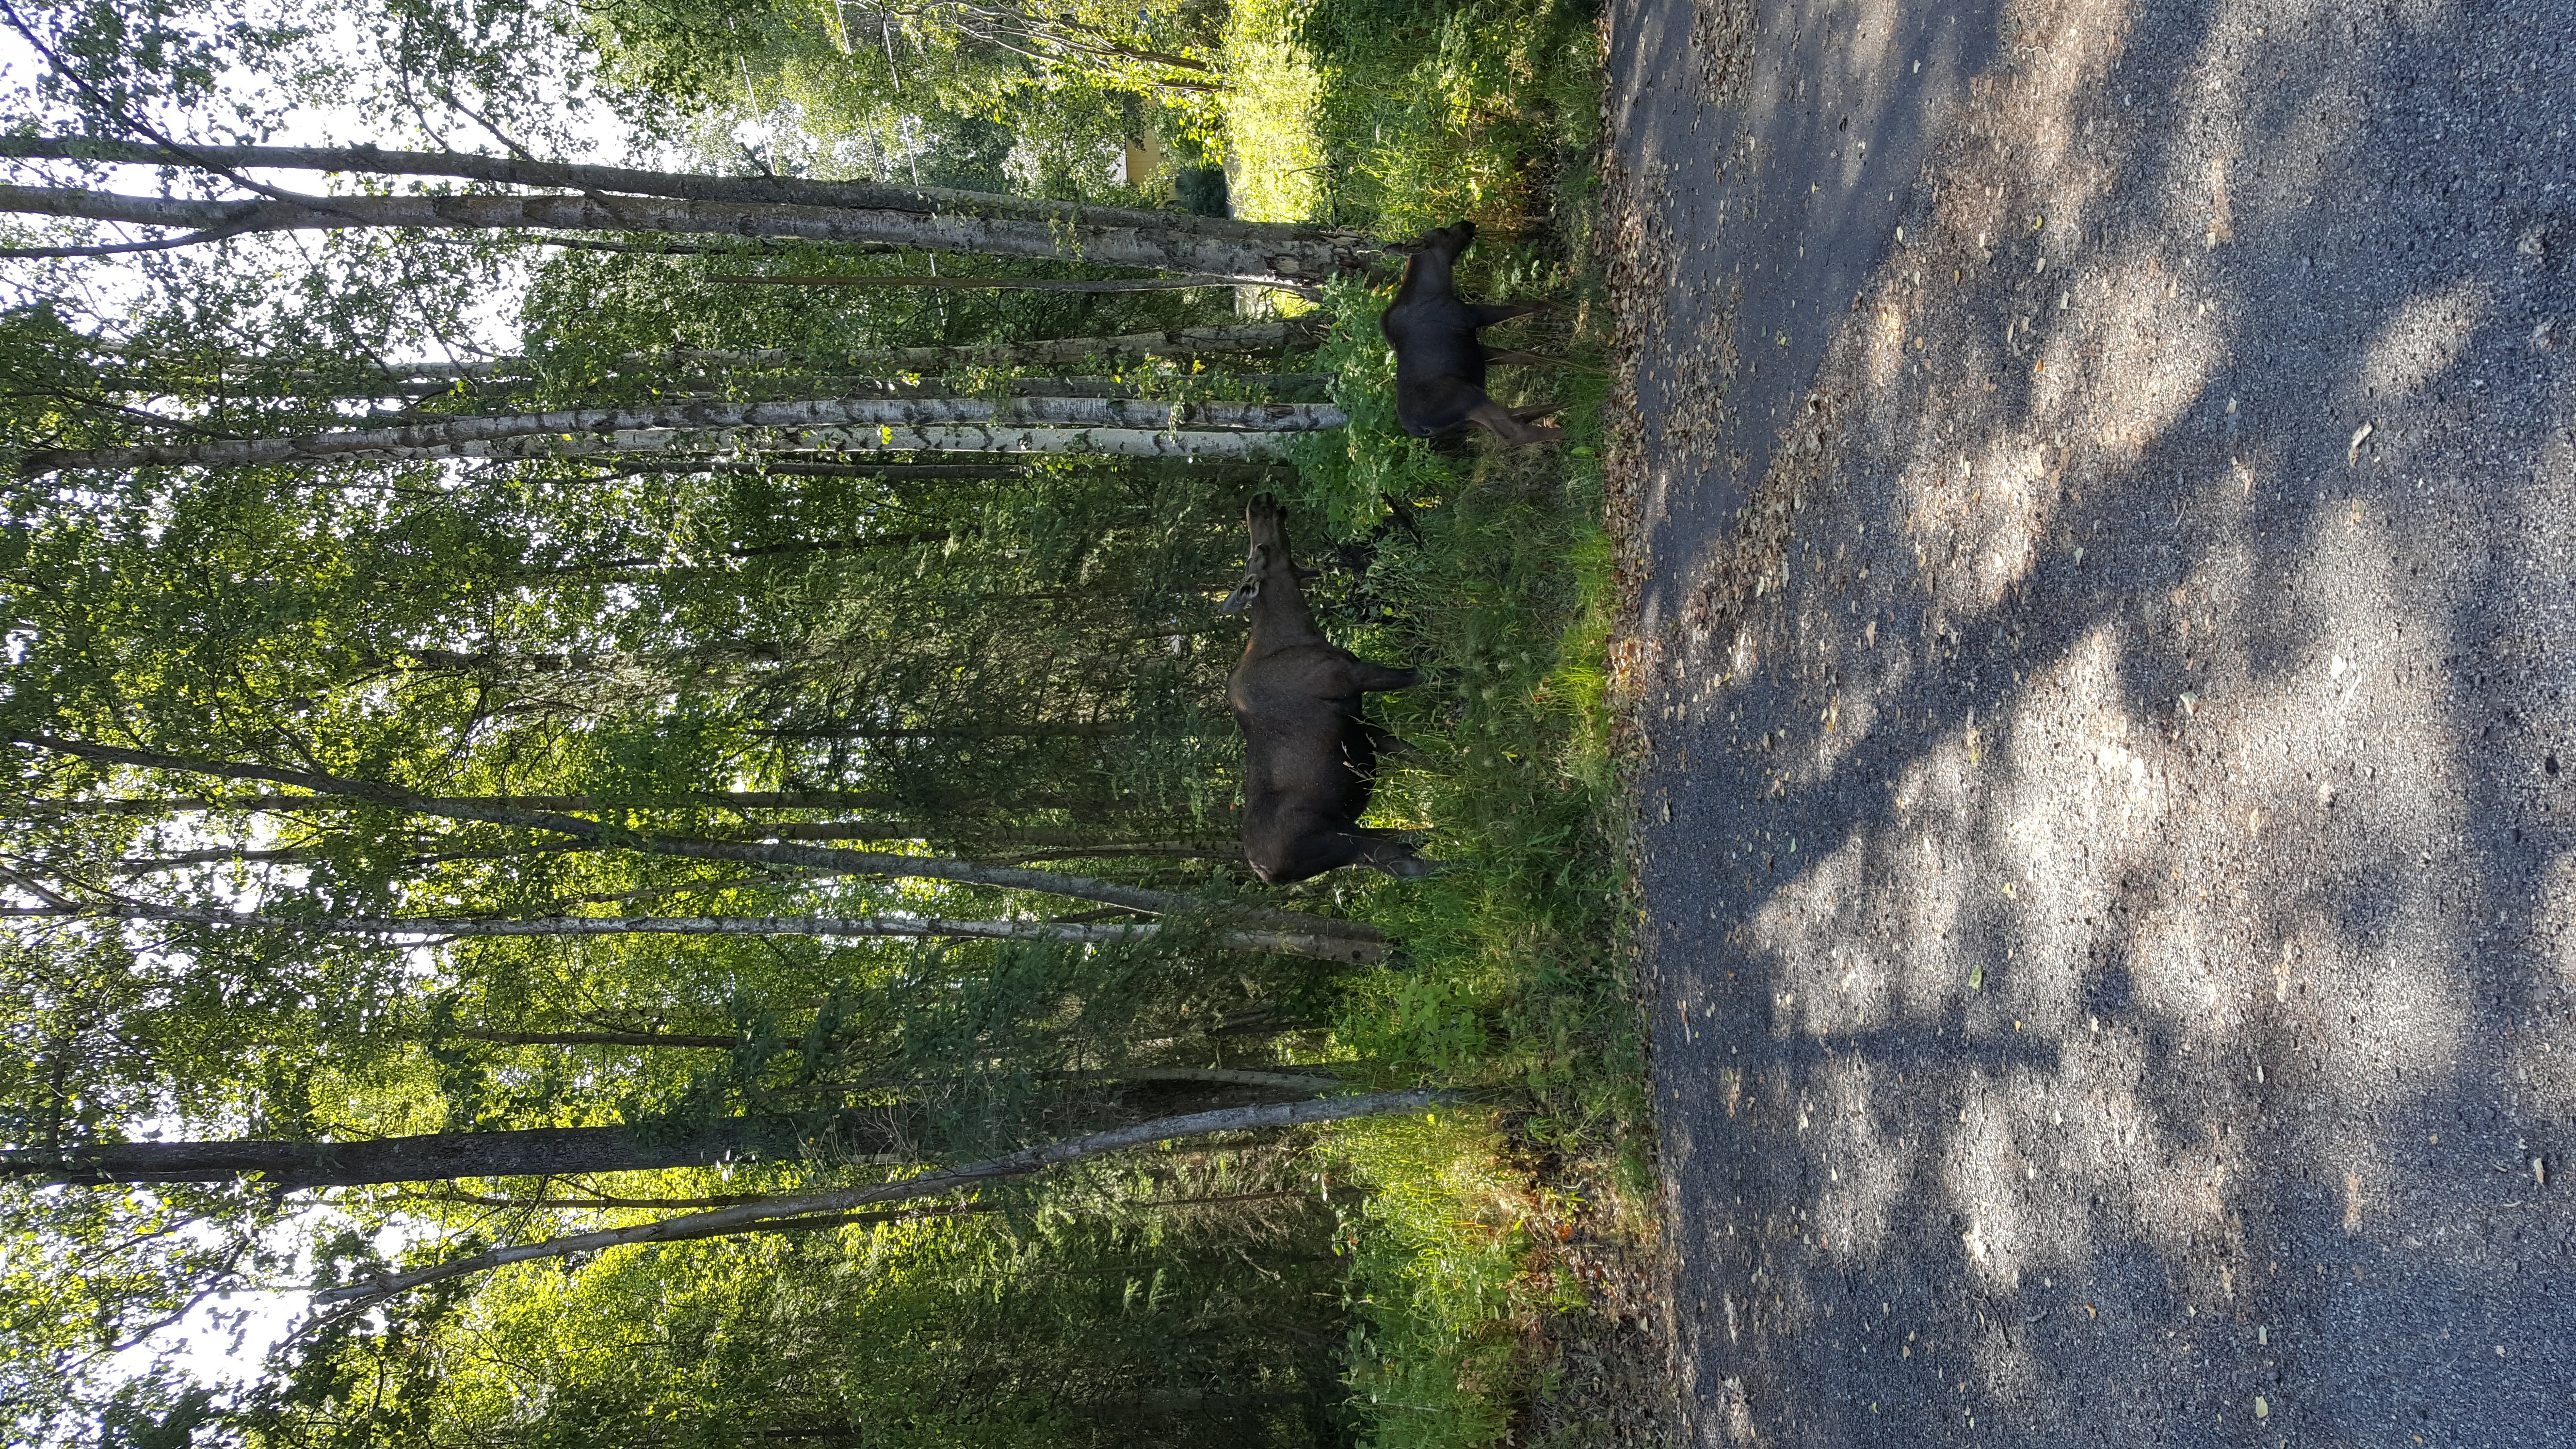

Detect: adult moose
[1218,496,1435,884]
[1381,220,1563,446]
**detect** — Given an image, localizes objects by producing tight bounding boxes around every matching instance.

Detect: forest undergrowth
[1230,0,1655,1441]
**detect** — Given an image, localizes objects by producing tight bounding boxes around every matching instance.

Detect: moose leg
[1341,660,1423,693]
[1253,829,1436,885]
[1467,302,1546,328]
[1356,719,1417,759]
[1252,828,1374,885]
[1465,399,1565,447]
[1349,830,1439,879]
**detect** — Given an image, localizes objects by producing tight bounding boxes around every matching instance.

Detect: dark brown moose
[1381,220,1562,446]
[1218,495,1435,884]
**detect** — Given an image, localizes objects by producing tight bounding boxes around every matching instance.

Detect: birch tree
[20,394,1346,474]
[0,182,1370,285]
[0,137,1327,246]
[312,1090,1447,1304]
[10,896,1380,962]
[7,733,1378,947]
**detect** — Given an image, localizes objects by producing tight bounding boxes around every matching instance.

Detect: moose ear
[1217,578,1261,614]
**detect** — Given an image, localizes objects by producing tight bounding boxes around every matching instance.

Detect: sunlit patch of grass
[1331,1111,1577,1449]
[1217,0,1330,222]
[1348,412,1639,1159]
[1298,0,1604,237]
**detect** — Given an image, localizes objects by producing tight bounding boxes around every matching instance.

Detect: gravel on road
[1602,1,2576,1444]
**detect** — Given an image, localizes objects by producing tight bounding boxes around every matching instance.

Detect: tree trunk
[85,322,1328,389]
[0,183,1373,284]
[438,1036,1341,1094]
[755,723,1113,741]
[110,826,1234,874]
[19,791,900,819]
[1,1121,836,1189]
[709,273,1243,293]
[311,1089,1450,1304]
[38,902,1365,960]
[510,531,970,579]
[451,1030,742,1049]
[566,461,1029,481]
[18,789,1053,816]
[22,395,1344,475]
[575,459,1295,485]
[0,137,1360,252]
[10,735,1380,949]
[31,424,1292,473]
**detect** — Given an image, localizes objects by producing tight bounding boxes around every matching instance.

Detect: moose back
[1380,220,1562,446]
[1218,496,1433,884]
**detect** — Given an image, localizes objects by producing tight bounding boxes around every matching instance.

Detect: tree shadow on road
[1608,0,2576,1443]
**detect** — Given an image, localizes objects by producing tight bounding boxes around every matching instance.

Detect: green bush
[1219,2,1630,1441]
[1281,319,1634,1449]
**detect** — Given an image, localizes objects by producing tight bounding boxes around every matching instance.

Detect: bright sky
[0,3,645,360]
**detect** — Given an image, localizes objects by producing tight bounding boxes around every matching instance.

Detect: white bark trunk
[0,137,1353,250]
[48,902,1369,961]
[8,735,1384,955]
[25,396,1342,473]
[0,184,1369,284]
[310,1088,1454,1304]
[86,322,1328,386]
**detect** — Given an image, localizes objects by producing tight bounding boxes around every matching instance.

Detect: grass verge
[1283,293,1642,1447]
[1225,0,1648,1417]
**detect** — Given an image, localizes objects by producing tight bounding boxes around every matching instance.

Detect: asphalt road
[1602,1,2576,1445]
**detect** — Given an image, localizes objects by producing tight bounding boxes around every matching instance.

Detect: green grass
[1215,0,1603,241]
[1331,1112,1562,1449]
[1215,0,1331,222]
[1295,0,1604,239]
[1293,364,1639,1449]
[1265,216,1634,1449]
[1211,2,1633,1440]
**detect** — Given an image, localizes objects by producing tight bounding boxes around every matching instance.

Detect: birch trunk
[312,1089,1450,1304]
[0,137,1356,250]
[19,789,922,815]
[113,821,1225,861]
[0,183,1372,284]
[23,396,1341,474]
[87,322,1328,387]
[8,735,1381,951]
[708,273,1241,292]
[1,1121,829,1188]
[41,902,1365,961]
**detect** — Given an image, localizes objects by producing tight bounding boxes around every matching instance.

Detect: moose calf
[1219,495,1434,884]
[1381,220,1562,446]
